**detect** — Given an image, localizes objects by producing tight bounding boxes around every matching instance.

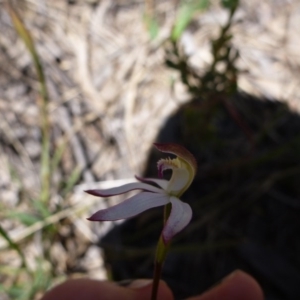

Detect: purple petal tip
[86,216,100,222]
[162,235,170,245]
[85,190,103,197]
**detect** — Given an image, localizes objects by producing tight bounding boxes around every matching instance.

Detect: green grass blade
[0,224,26,268]
[7,5,51,204]
[172,0,209,41]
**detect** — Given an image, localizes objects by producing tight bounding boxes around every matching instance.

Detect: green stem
[151,261,162,300]
[151,203,172,300]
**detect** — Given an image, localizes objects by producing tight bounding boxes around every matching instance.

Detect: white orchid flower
[86,143,197,244]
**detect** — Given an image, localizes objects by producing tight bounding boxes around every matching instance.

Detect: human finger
[40,278,174,300]
[186,270,264,300]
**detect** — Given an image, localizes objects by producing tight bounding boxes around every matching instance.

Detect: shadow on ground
[100,92,300,300]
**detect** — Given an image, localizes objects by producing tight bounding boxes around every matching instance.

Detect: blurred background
[1,0,300,299]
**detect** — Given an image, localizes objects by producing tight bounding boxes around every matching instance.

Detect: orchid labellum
[86,143,197,244]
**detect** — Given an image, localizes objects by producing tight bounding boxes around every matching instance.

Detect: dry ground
[0,0,299,298]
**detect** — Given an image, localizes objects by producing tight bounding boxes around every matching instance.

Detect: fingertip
[222,270,264,300]
[40,278,174,300]
[40,279,137,300]
[187,270,264,300]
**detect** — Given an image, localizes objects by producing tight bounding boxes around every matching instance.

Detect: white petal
[88,192,170,221]
[85,182,163,197]
[135,175,169,190]
[162,196,192,244]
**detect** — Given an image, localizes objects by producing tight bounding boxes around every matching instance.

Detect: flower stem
[151,203,172,300]
[151,261,162,300]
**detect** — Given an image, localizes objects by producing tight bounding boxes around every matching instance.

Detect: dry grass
[0,0,299,298]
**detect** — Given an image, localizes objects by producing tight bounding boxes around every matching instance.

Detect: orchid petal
[85,182,163,197]
[162,196,192,244]
[87,192,170,221]
[154,143,197,197]
[154,143,197,175]
[167,168,190,193]
[135,175,169,190]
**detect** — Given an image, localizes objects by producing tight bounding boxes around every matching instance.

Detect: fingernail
[127,279,153,289]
